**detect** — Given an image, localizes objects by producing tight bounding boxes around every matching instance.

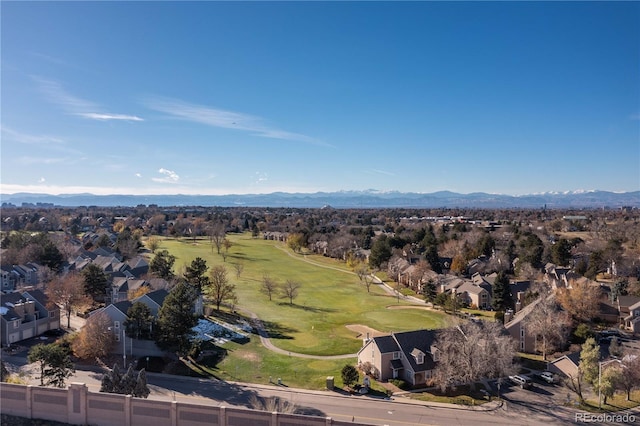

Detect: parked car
[538,371,556,384]
[509,374,533,389]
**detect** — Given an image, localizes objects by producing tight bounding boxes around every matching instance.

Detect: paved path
[240,308,358,359]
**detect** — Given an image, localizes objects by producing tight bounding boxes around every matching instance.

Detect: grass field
[152,234,449,356]
[146,234,450,390]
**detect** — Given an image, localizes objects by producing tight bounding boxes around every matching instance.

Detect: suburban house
[548,351,580,378]
[357,329,438,386]
[88,289,171,357]
[623,300,640,333]
[618,295,640,328]
[504,297,542,353]
[110,278,150,303]
[1,266,17,292]
[1,289,60,346]
[456,273,493,309]
[89,289,169,341]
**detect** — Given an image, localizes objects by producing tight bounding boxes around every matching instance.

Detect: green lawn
[150,234,448,356]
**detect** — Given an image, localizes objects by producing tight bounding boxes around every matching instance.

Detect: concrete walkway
[240,308,357,359]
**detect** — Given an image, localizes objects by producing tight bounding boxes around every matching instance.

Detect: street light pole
[123,329,126,369]
[599,358,622,409]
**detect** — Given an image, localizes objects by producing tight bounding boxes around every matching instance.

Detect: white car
[539,371,556,384]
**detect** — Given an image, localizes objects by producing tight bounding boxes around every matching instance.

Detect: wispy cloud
[33,76,143,122]
[152,168,180,183]
[16,156,69,165]
[367,169,396,176]
[1,126,65,145]
[77,113,143,121]
[254,172,269,183]
[143,96,329,146]
[135,173,142,178]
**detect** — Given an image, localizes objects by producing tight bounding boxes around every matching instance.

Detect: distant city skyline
[2,2,639,197]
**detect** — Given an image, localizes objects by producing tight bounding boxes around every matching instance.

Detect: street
[5,349,620,426]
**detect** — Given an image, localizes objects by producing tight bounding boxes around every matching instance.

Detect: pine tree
[492,271,512,312]
[155,281,198,355]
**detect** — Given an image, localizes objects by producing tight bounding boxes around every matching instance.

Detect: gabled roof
[22,289,52,310]
[618,295,640,310]
[140,289,169,307]
[457,281,488,296]
[505,296,543,328]
[0,292,27,321]
[392,329,437,372]
[629,300,640,312]
[372,335,399,354]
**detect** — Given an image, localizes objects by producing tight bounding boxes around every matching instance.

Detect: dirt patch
[236,350,261,363]
[345,324,385,339]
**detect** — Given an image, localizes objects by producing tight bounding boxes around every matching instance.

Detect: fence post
[124,395,132,426]
[26,385,33,419]
[219,406,226,426]
[68,383,88,425]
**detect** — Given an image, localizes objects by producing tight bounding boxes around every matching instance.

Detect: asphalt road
[5,351,619,426]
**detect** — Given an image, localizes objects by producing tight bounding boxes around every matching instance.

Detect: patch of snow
[191,318,248,344]
[0,307,8,315]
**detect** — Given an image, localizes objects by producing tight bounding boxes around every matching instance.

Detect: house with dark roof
[1,289,60,346]
[357,329,438,386]
[1,266,17,292]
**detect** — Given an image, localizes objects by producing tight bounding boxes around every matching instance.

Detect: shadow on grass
[260,320,297,340]
[277,302,337,314]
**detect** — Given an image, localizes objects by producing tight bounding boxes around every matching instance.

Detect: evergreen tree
[1,360,9,382]
[28,343,75,388]
[423,279,437,303]
[155,281,198,355]
[100,364,150,398]
[82,263,109,303]
[133,369,150,398]
[369,235,392,269]
[149,249,176,280]
[492,271,512,312]
[184,257,210,292]
[341,364,359,388]
[579,337,600,389]
[125,302,154,340]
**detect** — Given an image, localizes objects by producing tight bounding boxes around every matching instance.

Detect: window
[393,351,401,360]
[416,354,424,364]
[13,320,20,329]
[49,311,55,318]
[520,327,525,338]
[114,321,120,329]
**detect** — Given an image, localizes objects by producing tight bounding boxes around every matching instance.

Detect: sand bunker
[345,324,385,339]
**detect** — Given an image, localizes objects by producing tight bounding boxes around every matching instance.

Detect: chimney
[13,301,25,318]
[515,300,522,313]
[504,309,514,324]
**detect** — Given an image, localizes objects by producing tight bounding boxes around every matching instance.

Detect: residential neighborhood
[1,202,639,426]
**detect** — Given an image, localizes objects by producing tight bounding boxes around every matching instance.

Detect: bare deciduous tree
[557,279,602,322]
[208,223,225,254]
[281,279,301,305]
[432,320,517,392]
[205,265,236,311]
[72,311,116,360]
[261,274,277,301]
[524,294,571,360]
[233,262,244,279]
[46,273,91,329]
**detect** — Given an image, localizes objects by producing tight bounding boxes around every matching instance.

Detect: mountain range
[1,190,638,209]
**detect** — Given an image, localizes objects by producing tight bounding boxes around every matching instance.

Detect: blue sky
[2,1,638,196]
